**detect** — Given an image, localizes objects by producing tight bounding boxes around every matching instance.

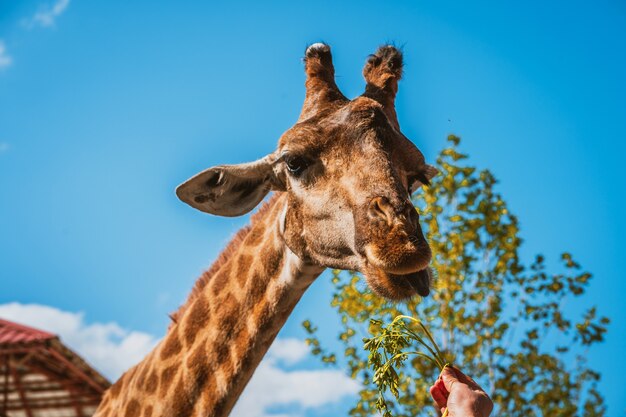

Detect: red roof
[0,318,110,417]
[0,318,56,345]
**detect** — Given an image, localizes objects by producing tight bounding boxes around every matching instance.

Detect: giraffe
[94,43,438,417]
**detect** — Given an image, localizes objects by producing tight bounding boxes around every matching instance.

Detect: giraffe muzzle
[362,228,432,276]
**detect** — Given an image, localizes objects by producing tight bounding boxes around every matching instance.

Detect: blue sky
[1,1,625,416]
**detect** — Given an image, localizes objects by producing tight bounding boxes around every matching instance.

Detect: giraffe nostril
[406,203,419,224]
[368,196,395,225]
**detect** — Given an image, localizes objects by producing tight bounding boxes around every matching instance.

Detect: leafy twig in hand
[364,315,450,417]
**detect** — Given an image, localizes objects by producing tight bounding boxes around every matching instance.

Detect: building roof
[0,319,55,346]
[0,318,111,417]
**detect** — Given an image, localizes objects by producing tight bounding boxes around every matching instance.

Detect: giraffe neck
[96,194,324,417]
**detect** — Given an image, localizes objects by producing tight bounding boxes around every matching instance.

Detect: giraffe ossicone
[95,43,437,417]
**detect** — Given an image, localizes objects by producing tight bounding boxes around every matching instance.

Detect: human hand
[429,366,493,417]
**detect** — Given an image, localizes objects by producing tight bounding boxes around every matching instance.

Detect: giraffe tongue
[403,269,431,297]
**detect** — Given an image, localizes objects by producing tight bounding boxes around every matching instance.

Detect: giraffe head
[177,44,437,300]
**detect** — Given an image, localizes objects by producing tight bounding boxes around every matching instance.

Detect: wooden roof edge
[47,338,111,391]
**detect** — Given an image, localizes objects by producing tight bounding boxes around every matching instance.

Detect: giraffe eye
[285,155,310,176]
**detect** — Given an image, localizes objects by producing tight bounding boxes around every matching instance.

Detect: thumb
[440,366,460,392]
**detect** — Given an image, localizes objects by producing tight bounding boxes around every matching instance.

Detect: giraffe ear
[176,154,282,217]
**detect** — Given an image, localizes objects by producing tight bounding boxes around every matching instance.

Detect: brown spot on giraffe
[230,327,252,372]
[94,44,438,417]
[187,342,209,381]
[215,292,240,336]
[243,270,268,309]
[158,364,178,398]
[214,339,230,365]
[144,368,158,394]
[210,270,230,296]
[124,398,141,417]
[244,224,266,247]
[183,295,209,345]
[263,246,284,277]
[254,297,279,337]
[170,376,193,417]
[235,253,252,286]
[160,330,182,360]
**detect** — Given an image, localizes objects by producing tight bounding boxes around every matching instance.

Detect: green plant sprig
[364,315,450,417]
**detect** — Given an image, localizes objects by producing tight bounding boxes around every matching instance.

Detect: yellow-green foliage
[364,315,451,417]
[303,135,609,417]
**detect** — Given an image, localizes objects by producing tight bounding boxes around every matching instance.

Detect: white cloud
[0,302,158,380]
[232,338,360,417]
[25,0,71,28]
[266,337,310,365]
[0,41,12,69]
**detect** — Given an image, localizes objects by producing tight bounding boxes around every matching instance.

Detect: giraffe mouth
[394,268,431,297]
[359,234,433,300]
[362,261,432,300]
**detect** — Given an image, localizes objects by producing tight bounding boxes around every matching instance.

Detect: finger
[449,366,482,391]
[440,366,461,392]
[434,378,449,398]
[429,384,447,408]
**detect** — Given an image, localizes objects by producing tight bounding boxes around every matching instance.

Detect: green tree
[303,135,609,417]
